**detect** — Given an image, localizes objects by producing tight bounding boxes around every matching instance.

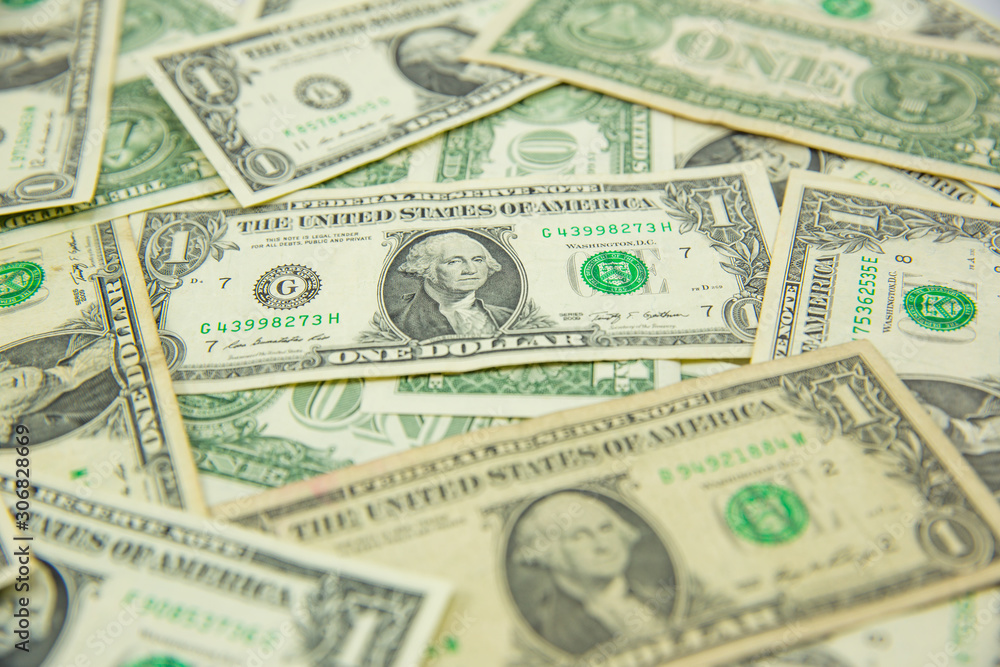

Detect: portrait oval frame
[499,488,681,658]
[378,228,527,342]
[0,331,120,448]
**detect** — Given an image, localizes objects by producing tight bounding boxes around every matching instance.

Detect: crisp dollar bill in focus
[0,220,205,511]
[219,341,1000,666]
[468,0,1000,187]
[0,0,122,215]
[148,0,553,206]
[0,476,451,667]
[132,165,779,392]
[753,171,1000,502]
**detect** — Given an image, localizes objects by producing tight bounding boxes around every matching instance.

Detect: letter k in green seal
[903,285,976,332]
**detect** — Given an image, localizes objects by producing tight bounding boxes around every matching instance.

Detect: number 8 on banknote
[754,171,1000,503]
[132,165,778,393]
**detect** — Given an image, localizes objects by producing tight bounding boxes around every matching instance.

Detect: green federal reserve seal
[726,484,808,545]
[122,657,189,667]
[0,261,44,308]
[580,251,647,295]
[903,285,975,332]
[821,0,871,18]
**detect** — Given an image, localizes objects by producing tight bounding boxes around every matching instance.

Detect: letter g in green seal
[0,261,44,308]
[903,285,975,332]
[726,483,809,545]
[580,251,648,295]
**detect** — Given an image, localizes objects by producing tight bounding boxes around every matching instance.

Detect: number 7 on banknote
[132,165,778,393]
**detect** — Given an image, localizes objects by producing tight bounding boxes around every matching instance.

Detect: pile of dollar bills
[4,0,1000,663]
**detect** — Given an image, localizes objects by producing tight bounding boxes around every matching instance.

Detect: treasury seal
[903,285,975,332]
[295,75,350,110]
[580,251,647,295]
[726,483,809,545]
[254,264,321,310]
[0,261,44,307]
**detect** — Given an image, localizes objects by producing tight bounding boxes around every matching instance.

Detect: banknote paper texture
[673,118,993,209]
[468,0,1000,187]
[0,76,227,246]
[753,172,1000,504]
[0,477,451,667]
[0,220,205,511]
[0,0,122,215]
[757,0,1000,45]
[361,360,681,418]
[131,165,779,392]
[0,505,16,590]
[185,379,518,506]
[221,342,1000,667]
[148,0,553,206]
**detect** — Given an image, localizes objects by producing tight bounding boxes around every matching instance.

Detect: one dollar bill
[753,171,1000,502]
[0,0,122,215]
[148,0,553,206]
[131,165,779,393]
[0,476,451,666]
[0,220,205,511]
[219,341,1000,666]
[0,76,226,246]
[467,0,1000,187]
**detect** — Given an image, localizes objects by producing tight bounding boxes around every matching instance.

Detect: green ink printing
[903,285,975,332]
[580,251,648,295]
[726,483,809,545]
[0,261,44,308]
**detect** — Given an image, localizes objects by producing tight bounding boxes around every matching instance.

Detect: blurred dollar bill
[148,0,553,206]
[0,77,227,246]
[317,83,674,188]
[361,360,681,418]
[220,341,1000,666]
[0,220,205,511]
[0,0,121,216]
[674,118,994,209]
[754,171,1000,503]
[116,0,250,83]
[757,0,1000,44]
[0,506,16,590]
[468,0,1000,188]
[0,476,451,666]
[185,379,519,506]
[131,165,778,392]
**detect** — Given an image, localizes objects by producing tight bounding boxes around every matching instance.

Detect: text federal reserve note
[0,477,451,667]
[220,341,1000,667]
[753,171,1000,502]
[149,0,553,206]
[468,0,1000,187]
[0,0,122,215]
[132,165,778,392]
[0,220,204,511]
